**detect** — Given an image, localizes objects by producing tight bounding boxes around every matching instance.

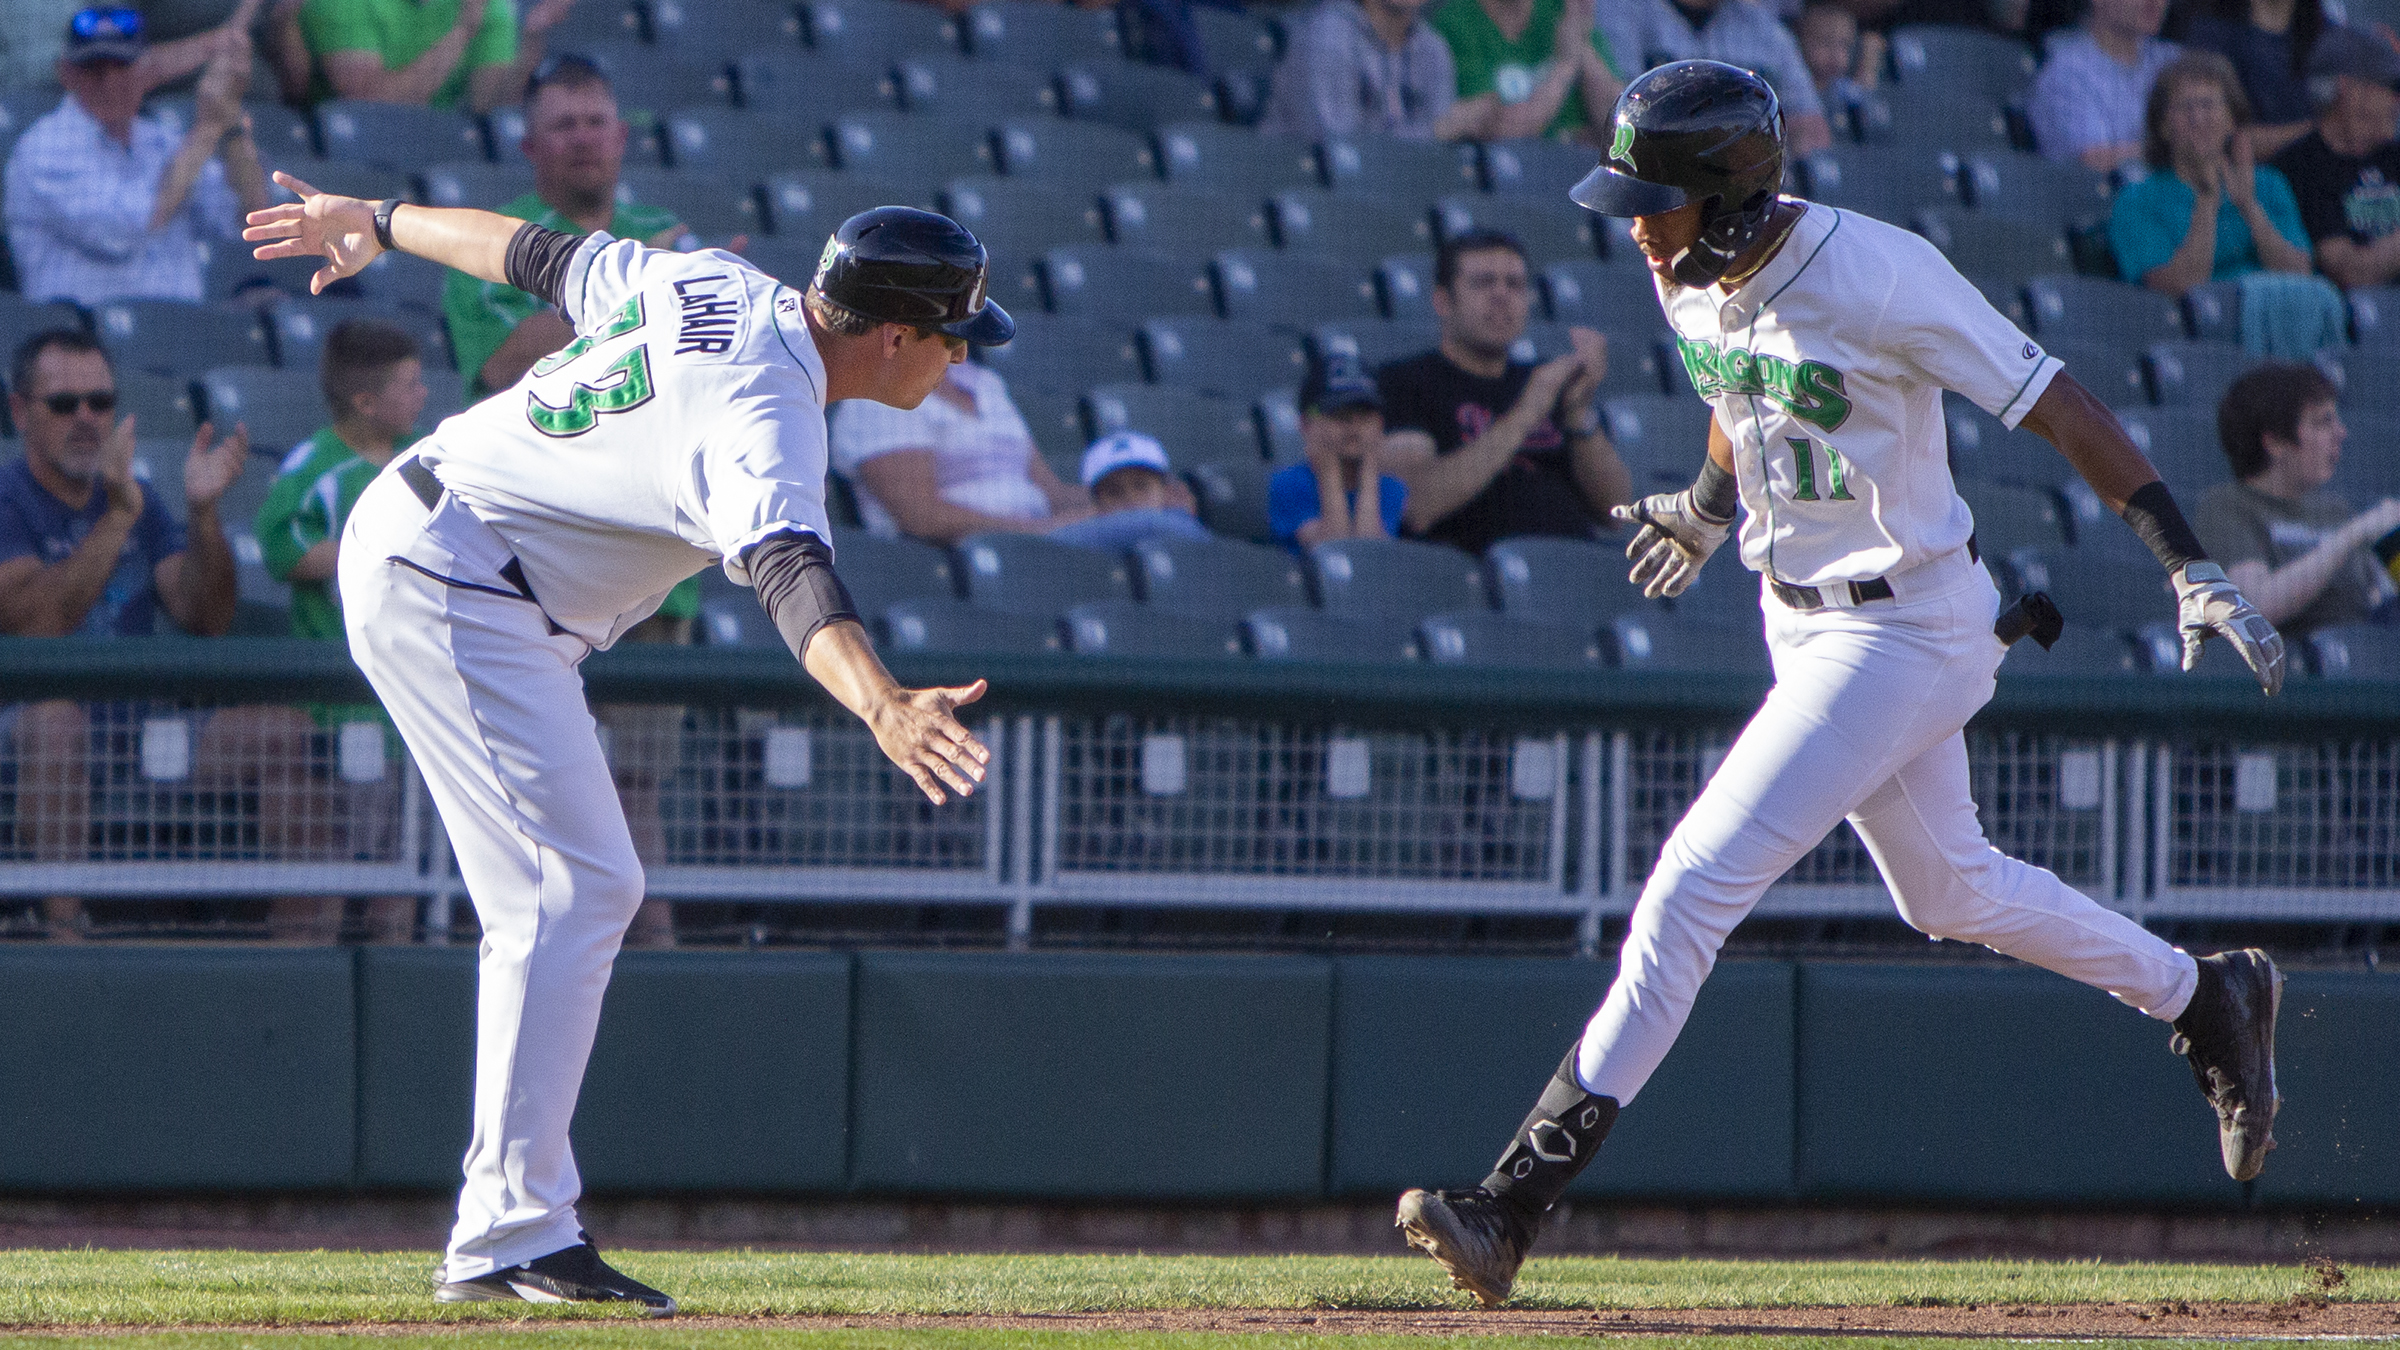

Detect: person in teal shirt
[2111,51,2316,295]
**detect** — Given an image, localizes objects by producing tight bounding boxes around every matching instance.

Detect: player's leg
[1849,733,2281,1179]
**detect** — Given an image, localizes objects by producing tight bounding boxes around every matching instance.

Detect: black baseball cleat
[1395,1187,1533,1308]
[434,1237,677,1316]
[2171,948,2283,1182]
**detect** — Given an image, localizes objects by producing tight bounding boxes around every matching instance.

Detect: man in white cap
[1047,430,1214,551]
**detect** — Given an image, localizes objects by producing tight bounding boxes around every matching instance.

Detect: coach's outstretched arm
[244,170,524,291]
[2019,373,2286,694]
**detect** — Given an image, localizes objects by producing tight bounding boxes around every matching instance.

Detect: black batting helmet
[1570,60,1785,287]
[811,206,1014,345]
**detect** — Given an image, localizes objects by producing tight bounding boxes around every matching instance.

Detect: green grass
[0,1250,2386,1329]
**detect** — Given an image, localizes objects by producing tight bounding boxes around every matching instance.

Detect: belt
[1769,534,1978,611]
[388,455,560,630]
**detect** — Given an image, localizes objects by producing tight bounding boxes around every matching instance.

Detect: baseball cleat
[434,1237,677,1316]
[1395,1187,1532,1308]
[2170,948,2283,1182]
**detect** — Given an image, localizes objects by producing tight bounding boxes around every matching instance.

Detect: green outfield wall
[0,946,2394,1208]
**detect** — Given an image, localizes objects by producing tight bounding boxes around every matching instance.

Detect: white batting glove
[1610,490,1731,599]
[2173,562,2285,695]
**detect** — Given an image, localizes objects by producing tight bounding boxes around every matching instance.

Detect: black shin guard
[1479,1047,1619,1224]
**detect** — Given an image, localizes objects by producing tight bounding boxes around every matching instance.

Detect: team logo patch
[1610,119,1636,166]
[2022,342,2039,360]
[815,235,843,281]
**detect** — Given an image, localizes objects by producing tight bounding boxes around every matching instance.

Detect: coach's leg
[346,556,646,1280]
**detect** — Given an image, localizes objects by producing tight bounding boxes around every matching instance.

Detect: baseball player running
[246,175,1010,1315]
[1396,61,2289,1307]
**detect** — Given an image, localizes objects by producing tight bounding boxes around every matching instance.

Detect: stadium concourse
[0,0,2395,950]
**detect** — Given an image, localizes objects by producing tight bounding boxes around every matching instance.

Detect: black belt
[388,455,561,631]
[1769,534,1977,611]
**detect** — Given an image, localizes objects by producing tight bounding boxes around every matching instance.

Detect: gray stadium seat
[956,532,1135,614]
[2308,624,2400,679]
[1957,477,2069,555]
[1063,600,1243,659]
[2144,341,2256,409]
[1995,624,2143,678]
[798,0,963,62]
[828,110,994,180]
[1256,386,1303,461]
[1608,612,1771,674]
[695,566,778,647]
[731,52,890,123]
[1478,137,1599,197]
[1191,6,1280,73]
[1130,534,1310,617]
[1319,134,1479,202]
[267,297,449,376]
[2042,338,2152,408]
[581,42,738,117]
[1868,85,2013,150]
[2332,416,2400,500]
[1101,184,1274,256]
[314,100,484,169]
[1888,24,2037,99]
[1057,62,1217,133]
[1155,122,1321,193]
[1958,152,2114,227]
[1314,319,1444,370]
[882,597,1063,655]
[2110,406,2226,492]
[943,177,1107,271]
[1418,612,1604,669]
[830,531,960,617]
[115,370,199,436]
[659,107,784,177]
[1432,195,1600,264]
[1603,393,1716,485]
[349,249,449,309]
[1211,251,1380,325]
[1243,606,1416,662]
[1083,383,1260,466]
[546,0,646,44]
[963,0,1124,63]
[146,96,317,168]
[1374,253,1437,320]
[1269,190,1433,262]
[421,368,467,428]
[764,171,929,240]
[893,54,1062,120]
[1542,257,1665,328]
[971,311,1143,389]
[616,167,767,241]
[993,119,1156,193]
[129,438,196,516]
[1911,207,2069,284]
[2013,548,2176,625]
[2178,278,2242,344]
[1485,535,1648,630]
[415,159,535,210]
[1188,457,1275,542]
[1037,247,1217,320]
[2024,274,2187,347]
[196,367,321,450]
[1794,146,1959,221]
[0,296,85,358]
[1004,381,1091,470]
[649,0,806,49]
[91,301,271,376]
[2133,620,2265,681]
[1941,392,2050,480]
[1139,319,1309,398]
[1310,536,1490,619]
[2346,284,2400,346]
[286,161,418,208]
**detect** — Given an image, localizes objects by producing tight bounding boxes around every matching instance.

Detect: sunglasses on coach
[40,391,117,416]
[71,8,143,40]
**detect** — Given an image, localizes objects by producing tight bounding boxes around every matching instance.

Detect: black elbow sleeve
[746,530,861,660]
[503,223,582,308]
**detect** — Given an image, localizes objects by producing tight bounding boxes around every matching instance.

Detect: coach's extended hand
[802,619,990,805]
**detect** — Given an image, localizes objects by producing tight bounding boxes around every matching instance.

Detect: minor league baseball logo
[1610,120,1636,167]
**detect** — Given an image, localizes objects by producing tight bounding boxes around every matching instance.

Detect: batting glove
[1610,490,1731,600]
[2173,562,2285,696]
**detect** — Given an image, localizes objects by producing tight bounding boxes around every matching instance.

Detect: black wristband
[2120,479,2208,575]
[1691,457,1738,523]
[371,199,400,253]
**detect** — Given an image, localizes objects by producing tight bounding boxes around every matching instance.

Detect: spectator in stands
[831,362,1093,545]
[2027,0,2179,170]
[1270,352,1408,552]
[1798,0,1884,130]
[1431,0,1622,141]
[2270,24,2400,290]
[1048,431,1214,550]
[1375,229,1631,555]
[0,329,246,941]
[2110,52,2314,298]
[2174,0,2322,157]
[1596,0,1836,153]
[1260,0,1468,140]
[299,0,579,113]
[4,7,274,307]
[2195,360,2400,637]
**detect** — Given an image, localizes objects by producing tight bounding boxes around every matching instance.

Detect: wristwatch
[372,198,402,252]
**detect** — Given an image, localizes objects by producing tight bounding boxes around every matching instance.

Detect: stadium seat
[1603,393,1716,486]
[659,107,783,177]
[1867,85,2013,150]
[195,244,321,308]
[1994,624,2143,678]
[1212,251,1380,325]
[2308,624,2400,679]
[1794,146,1958,221]
[1607,612,1771,674]
[267,297,448,372]
[2346,284,2400,346]
[993,119,1156,193]
[1243,606,1416,661]
[1477,138,1599,197]
[971,311,1143,389]
[1319,134,1479,202]
[146,96,316,167]
[1485,535,1649,630]
[2042,338,2151,408]
[2132,620,2262,680]
[828,110,994,180]
[1187,457,1275,542]
[798,0,964,61]
[314,100,484,169]
[1373,253,1437,320]
[883,596,1063,655]
[892,54,1061,120]
[956,532,1135,613]
[546,0,645,44]
[195,367,319,451]
[115,370,198,436]
[128,438,197,513]
[1037,247,1217,319]
[1310,537,1490,619]
[1005,381,1091,469]
[1542,257,1665,328]
[1433,195,1600,264]
[1131,534,1310,617]
[831,532,960,616]
[964,0,1124,63]
[1911,207,2069,284]
[1310,319,1442,370]
[616,167,767,240]
[91,301,270,376]
[1190,6,1281,74]
[695,566,779,647]
[1057,62,1217,133]
[2024,274,2187,347]
[1155,122,1321,194]
[1956,477,2069,555]
[1140,318,1309,398]
[1083,383,1261,465]
[2110,405,2225,491]
[2013,548,2176,625]
[416,159,535,210]
[1657,556,1762,629]
[2332,416,2400,499]
[942,176,1106,268]
[349,249,449,309]
[1888,24,2037,99]
[731,52,890,123]
[765,170,930,239]
[1269,190,1434,262]
[2143,340,2253,409]
[1255,387,1303,461]
[1101,184,1274,256]
[1063,600,1243,658]
[649,0,806,48]
[0,296,85,358]
[1958,152,2114,227]
[1418,612,1604,669]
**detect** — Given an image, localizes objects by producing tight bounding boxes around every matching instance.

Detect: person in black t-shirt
[1374,229,1631,555]
[2270,23,2400,289]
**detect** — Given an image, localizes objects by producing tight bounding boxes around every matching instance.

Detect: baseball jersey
[1659,201,2061,589]
[257,427,418,641]
[416,233,833,648]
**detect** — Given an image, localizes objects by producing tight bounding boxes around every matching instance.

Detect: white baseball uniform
[1573,202,2199,1107]
[338,234,832,1279]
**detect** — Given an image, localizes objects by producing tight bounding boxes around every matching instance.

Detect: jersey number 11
[1787,438,1855,503]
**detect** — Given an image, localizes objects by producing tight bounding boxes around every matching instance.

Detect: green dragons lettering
[1675,335,1854,432]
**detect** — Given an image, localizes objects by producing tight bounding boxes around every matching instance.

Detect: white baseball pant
[1576,546,2199,1105]
[341,469,643,1280]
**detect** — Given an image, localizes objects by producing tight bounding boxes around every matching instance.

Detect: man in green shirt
[1432,0,1622,141]
[301,0,575,113]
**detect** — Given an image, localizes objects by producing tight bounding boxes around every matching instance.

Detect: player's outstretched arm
[2019,374,2285,694]
[244,170,523,294]
[801,620,991,805]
